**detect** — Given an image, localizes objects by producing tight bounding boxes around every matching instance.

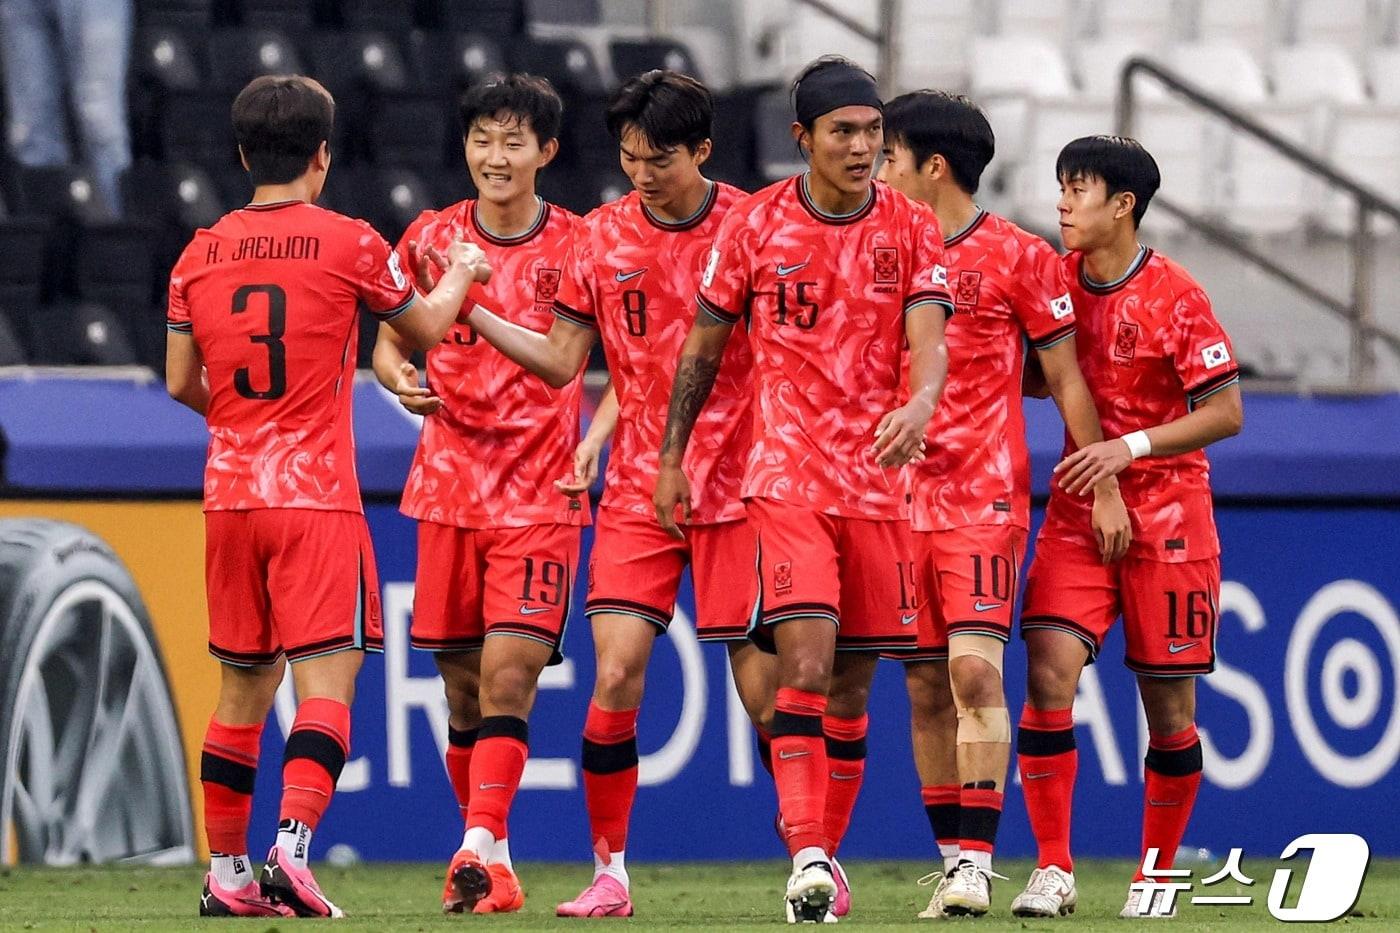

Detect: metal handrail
[1116,56,1400,388]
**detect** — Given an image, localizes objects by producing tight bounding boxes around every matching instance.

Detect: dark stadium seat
[707,87,764,191]
[526,0,599,26]
[0,309,28,366]
[538,168,628,217]
[338,0,416,32]
[0,220,47,356]
[158,91,238,166]
[122,161,228,233]
[130,26,205,159]
[608,38,704,83]
[11,165,116,224]
[207,28,307,92]
[136,0,215,30]
[441,0,525,36]
[309,31,412,94]
[510,38,606,98]
[360,167,437,243]
[363,93,454,171]
[30,301,138,366]
[237,0,315,31]
[409,32,507,96]
[72,227,157,341]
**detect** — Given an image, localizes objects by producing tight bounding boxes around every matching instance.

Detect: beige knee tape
[956,705,1012,745]
[948,633,1006,674]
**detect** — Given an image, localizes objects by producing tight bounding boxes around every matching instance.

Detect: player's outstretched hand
[407,239,440,292]
[1092,482,1132,563]
[555,437,603,499]
[653,464,691,541]
[1054,438,1133,495]
[446,240,492,283]
[872,401,933,468]
[388,361,441,415]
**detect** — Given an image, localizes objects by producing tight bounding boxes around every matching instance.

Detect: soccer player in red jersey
[371,74,584,915]
[165,75,487,919]
[437,71,773,919]
[656,57,954,923]
[875,92,1130,918]
[1007,136,1243,920]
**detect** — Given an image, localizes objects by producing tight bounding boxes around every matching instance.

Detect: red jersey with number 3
[698,176,955,520]
[910,210,1077,532]
[167,200,415,513]
[1039,248,1239,562]
[551,181,752,525]
[394,199,587,529]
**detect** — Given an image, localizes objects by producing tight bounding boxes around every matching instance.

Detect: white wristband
[1122,430,1152,460]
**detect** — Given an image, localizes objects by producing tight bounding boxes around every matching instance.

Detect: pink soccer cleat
[556,874,635,918]
[259,846,345,918]
[831,857,851,918]
[200,874,295,917]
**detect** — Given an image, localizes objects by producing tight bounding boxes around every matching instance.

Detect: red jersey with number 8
[167,200,415,513]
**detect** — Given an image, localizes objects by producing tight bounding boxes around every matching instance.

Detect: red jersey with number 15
[698,176,955,520]
[552,181,752,525]
[910,210,1077,532]
[1039,248,1239,562]
[395,199,587,529]
[167,200,415,513]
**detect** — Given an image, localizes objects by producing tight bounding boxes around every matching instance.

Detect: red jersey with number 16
[1038,248,1239,562]
[698,176,955,520]
[167,200,415,513]
[551,181,752,525]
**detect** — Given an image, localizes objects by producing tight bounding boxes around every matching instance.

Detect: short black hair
[883,90,994,195]
[790,55,878,131]
[458,72,563,146]
[606,69,712,152]
[1056,135,1161,226]
[231,75,335,186]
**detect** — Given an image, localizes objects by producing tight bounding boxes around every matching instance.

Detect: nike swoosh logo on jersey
[1167,641,1199,654]
[830,772,861,781]
[973,601,1003,612]
[777,749,809,760]
[776,261,808,276]
[900,613,917,625]
[520,605,551,615]
[615,268,646,282]
[1025,771,1056,780]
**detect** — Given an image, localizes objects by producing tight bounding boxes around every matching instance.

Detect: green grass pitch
[1,859,1397,930]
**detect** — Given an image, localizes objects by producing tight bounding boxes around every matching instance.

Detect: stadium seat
[609,38,703,84]
[1224,104,1315,234]
[72,226,157,323]
[129,26,205,158]
[0,217,48,356]
[1132,102,1218,223]
[536,168,628,216]
[754,88,804,183]
[363,92,454,171]
[207,28,307,91]
[991,0,1073,43]
[1008,99,1115,232]
[136,0,214,30]
[1317,106,1400,235]
[30,301,138,366]
[509,38,607,98]
[1194,0,1278,61]
[0,309,28,366]
[309,31,412,93]
[1166,42,1269,104]
[11,165,116,224]
[1370,46,1400,105]
[971,36,1075,168]
[526,0,600,26]
[1073,39,1170,104]
[707,87,762,191]
[1290,0,1374,56]
[778,2,881,85]
[237,0,315,31]
[338,0,416,32]
[441,0,526,36]
[1271,44,1368,105]
[1092,0,1181,47]
[158,90,239,166]
[361,167,437,243]
[409,32,507,96]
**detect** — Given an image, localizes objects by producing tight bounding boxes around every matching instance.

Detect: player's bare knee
[440,672,481,723]
[1139,676,1197,734]
[594,657,646,709]
[780,655,831,697]
[1025,661,1078,710]
[481,663,538,718]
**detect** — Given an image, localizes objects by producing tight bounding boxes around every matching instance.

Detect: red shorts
[882,525,1028,662]
[749,498,918,653]
[205,509,382,665]
[584,506,756,642]
[411,521,580,664]
[1020,537,1220,675]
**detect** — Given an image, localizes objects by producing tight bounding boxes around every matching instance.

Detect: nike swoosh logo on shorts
[776,261,808,276]
[900,613,917,625]
[1167,641,1199,654]
[520,605,551,615]
[1148,798,1180,807]
[973,601,1003,612]
[1025,771,1056,780]
[830,772,861,781]
[615,268,646,282]
[479,782,509,790]
[778,749,809,760]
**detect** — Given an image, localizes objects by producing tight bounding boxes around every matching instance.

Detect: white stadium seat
[1091,0,1181,45]
[991,0,1075,43]
[895,0,978,91]
[1073,38,1170,103]
[1008,99,1116,230]
[1166,42,1270,103]
[1370,45,1400,105]
[1290,0,1374,57]
[1195,0,1279,60]
[971,36,1076,165]
[1317,105,1400,234]
[1271,43,1369,104]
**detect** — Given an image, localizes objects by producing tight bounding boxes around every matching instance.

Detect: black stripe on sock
[960,804,1003,848]
[581,736,639,775]
[771,709,824,738]
[824,735,867,761]
[200,751,256,795]
[926,801,960,845]
[284,730,348,783]
[1017,726,1076,757]
[478,715,529,744]
[1145,740,1203,777]
[448,725,480,748]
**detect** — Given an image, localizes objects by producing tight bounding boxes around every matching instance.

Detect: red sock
[581,701,639,861]
[921,785,961,858]
[1017,705,1076,871]
[756,726,775,779]
[465,716,529,839]
[444,725,479,825]
[1137,724,1203,881]
[959,785,1005,859]
[822,713,867,855]
[279,698,350,830]
[771,687,828,856]
[201,718,263,855]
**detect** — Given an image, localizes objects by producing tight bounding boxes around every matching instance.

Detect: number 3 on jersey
[231,283,286,400]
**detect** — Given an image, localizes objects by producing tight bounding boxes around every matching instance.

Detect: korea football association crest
[1114,320,1139,363]
[535,268,561,305]
[955,270,982,308]
[874,247,899,284]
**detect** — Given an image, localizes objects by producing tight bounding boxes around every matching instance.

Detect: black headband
[794,64,882,126]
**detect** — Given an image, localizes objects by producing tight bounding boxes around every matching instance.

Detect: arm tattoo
[660,354,721,460]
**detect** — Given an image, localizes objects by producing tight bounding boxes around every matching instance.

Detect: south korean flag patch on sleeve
[931,264,949,287]
[1201,340,1231,370]
[1049,292,1073,320]
[702,247,720,289]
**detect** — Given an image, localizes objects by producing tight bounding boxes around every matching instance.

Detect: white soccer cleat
[915,870,952,919]
[942,860,1008,917]
[785,860,838,924]
[1119,886,1178,919]
[1010,865,1077,918]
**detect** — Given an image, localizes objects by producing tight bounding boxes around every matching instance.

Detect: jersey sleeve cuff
[371,290,417,322]
[166,320,193,334]
[552,299,597,329]
[1187,368,1241,405]
[697,293,742,325]
[1031,322,1077,350]
[904,290,956,319]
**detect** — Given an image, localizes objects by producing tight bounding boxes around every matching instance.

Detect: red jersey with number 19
[394,198,586,529]
[910,210,1076,532]
[167,200,415,513]
[551,181,751,525]
[698,176,955,520]
[1038,248,1239,562]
